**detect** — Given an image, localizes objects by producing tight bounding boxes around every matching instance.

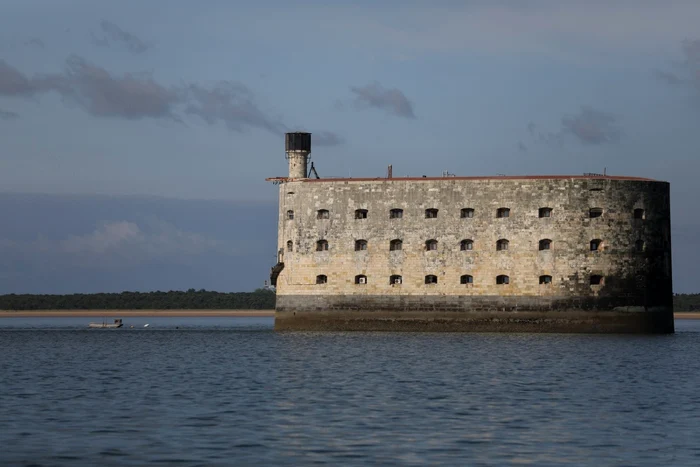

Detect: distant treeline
[674,294,700,312]
[1,290,699,312]
[0,289,276,310]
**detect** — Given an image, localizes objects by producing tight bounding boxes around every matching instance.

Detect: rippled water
[2,317,700,466]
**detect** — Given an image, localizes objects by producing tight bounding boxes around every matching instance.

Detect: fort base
[275,310,674,333]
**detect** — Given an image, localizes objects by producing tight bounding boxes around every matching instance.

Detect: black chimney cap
[285,132,311,152]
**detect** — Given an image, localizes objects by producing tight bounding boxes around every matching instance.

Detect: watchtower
[285,132,311,179]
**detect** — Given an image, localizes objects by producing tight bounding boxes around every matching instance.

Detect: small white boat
[88,318,123,329]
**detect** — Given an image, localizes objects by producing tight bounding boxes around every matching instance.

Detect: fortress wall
[273,177,673,332]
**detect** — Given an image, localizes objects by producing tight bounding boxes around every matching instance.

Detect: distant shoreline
[1,310,699,319]
[0,310,275,317]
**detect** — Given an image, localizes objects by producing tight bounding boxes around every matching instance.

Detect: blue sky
[1,0,699,293]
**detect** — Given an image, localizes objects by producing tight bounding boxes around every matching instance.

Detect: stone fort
[268,132,673,333]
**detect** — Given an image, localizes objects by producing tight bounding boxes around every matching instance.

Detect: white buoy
[144,324,149,327]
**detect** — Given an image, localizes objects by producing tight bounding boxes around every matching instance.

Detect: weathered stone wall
[273,176,673,332]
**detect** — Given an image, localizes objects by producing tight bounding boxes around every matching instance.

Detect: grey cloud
[0,108,19,120]
[90,32,110,48]
[58,55,180,120]
[525,106,619,148]
[657,39,700,90]
[185,81,283,133]
[561,107,621,145]
[0,55,181,120]
[0,60,36,96]
[0,57,344,142]
[350,81,415,118]
[94,20,150,54]
[24,38,45,48]
[311,131,344,146]
[654,69,684,86]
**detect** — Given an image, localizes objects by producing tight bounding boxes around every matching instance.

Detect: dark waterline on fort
[2,318,700,466]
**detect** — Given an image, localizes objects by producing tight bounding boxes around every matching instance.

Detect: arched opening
[590,239,602,251]
[539,239,552,251]
[317,209,330,219]
[589,208,603,218]
[460,239,474,251]
[496,275,510,285]
[425,275,438,284]
[286,240,293,252]
[539,275,552,285]
[286,210,294,220]
[316,239,329,251]
[460,274,473,285]
[590,275,604,286]
[496,239,509,251]
[355,275,367,285]
[425,239,438,251]
[425,208,439,219]
[390,208,403,219]
[461,208,475,218]
[539,207,552,218]
[316,274,328,284]
[390,275,402,285]
[355,209,368,219]
[355,239,368,251]
[497,207,510,218]
[635,239,645,252]
[389,239,403,251]
[634,209,645,220]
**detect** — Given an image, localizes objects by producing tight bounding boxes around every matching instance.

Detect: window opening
[425,275,438,284]
[355,239,368,251]
[460,274,473,285]
[389,239,403,251]
[460,239,474,251]
[316,274,328,284]
[539,207,552,218]
[589,208,603,218]
[539,275,552,285]
[317,209,330,219]
[496,239,509,251]
[461,208,475,218]
[390,208,403,219]
[286,210,294,220]
[590,275,604,286]
[355,275,367,285]
[634,209,645,220]
[496,275,510,285]
[539,239,552,251]
[355,209,368,219]
[316,239,329,251]
[590,239,602,251]
[426,239,438,251]
[390,275,403,285]
[635,240,645,252]
[497,207,510,218]
[286,240,293,252]
[425,208,439,219]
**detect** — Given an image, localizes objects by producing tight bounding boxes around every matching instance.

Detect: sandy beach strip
[0,309,275,318]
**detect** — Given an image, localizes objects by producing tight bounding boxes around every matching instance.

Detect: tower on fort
[285,132,311,179]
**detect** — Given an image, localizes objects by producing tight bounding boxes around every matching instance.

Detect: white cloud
[1,220,232,269]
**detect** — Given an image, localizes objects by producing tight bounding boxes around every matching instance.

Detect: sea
[2,317,700,466]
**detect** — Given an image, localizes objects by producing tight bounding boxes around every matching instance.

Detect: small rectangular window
[589,208,603,218]
[390,209,403,219]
